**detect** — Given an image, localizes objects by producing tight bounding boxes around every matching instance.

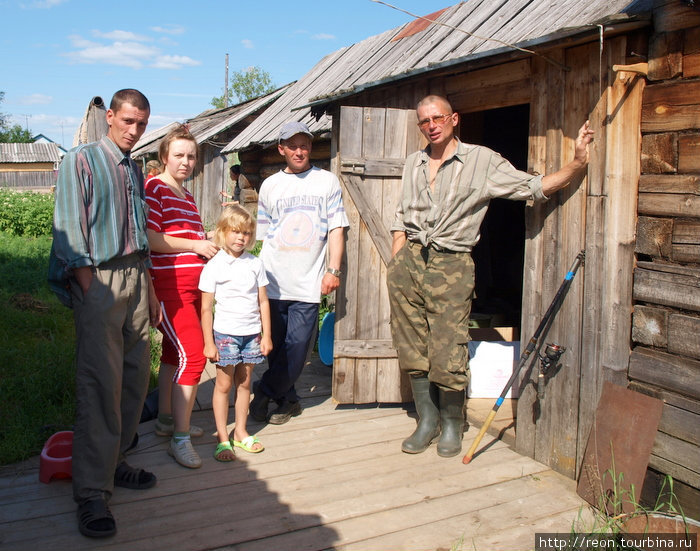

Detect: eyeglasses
[417,113,453,129]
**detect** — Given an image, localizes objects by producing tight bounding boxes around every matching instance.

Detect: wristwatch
[326,267,341,277]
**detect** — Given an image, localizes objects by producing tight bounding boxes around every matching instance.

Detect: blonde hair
[145,159,162,175]
[213,205,256,251]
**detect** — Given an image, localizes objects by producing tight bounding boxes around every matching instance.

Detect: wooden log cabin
[225,0,700,517]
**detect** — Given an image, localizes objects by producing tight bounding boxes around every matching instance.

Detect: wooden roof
[0,142,62,164]
[131,84,292,158]
[223,0,651,153]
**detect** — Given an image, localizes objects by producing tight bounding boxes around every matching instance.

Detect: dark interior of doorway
[460,103,530,330]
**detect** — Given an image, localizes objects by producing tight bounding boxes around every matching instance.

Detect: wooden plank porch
[0,354,589,551]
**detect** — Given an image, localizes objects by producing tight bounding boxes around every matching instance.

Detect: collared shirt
[390,139,547,252]
[49,136,150,306]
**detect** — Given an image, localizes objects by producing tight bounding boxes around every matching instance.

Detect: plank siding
[333,106,416,404]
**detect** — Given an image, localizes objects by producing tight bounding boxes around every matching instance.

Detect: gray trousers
[386,241,475,391]
[70,254,151,504]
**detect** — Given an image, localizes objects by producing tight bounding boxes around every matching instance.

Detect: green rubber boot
[401,375,440,454]
[437,388,466,457]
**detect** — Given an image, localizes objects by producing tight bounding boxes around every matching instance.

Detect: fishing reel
[539,342,566,375]
[536,342,566,400]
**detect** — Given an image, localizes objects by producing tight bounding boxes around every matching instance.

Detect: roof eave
[301,15,651,113]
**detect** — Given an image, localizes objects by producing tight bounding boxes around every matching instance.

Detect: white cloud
[241,39,254,49]
[92,29,152,43]
[152,55,202,70]
[64,31,199,71]
[312,33,335,40]
[151,25,186,36]
[65,37,160,69]
[18,94,53,105]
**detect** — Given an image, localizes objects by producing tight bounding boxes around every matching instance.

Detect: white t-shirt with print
[256,167,349,303]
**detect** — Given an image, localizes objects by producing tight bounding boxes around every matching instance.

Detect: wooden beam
[678,132,700,172]
[635,216,673,258]
[642,80,700,132]
[639,173,700,194]
[628,346,700,400]
[632,305,668,348]
[634,265,700,312]
[638,192,700,218]
[668,313,700,361]
[338,173,393,267]
[641,132,677,173]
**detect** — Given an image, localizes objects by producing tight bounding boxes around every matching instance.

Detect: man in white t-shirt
[251,121,349,424]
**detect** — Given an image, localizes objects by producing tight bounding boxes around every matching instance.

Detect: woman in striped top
[145,125,218,469]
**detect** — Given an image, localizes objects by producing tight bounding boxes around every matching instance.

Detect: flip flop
[232,435,264,453]
[214,441,236,462]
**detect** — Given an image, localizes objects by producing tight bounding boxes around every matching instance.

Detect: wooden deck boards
[0,356,588,551]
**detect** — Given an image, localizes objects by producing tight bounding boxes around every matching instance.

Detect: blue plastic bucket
[318,311,335,366]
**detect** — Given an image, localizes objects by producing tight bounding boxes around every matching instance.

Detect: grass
[0,232,76,465]
[0,230,162,466]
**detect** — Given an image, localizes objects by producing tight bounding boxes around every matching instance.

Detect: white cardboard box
[467,340,521,398]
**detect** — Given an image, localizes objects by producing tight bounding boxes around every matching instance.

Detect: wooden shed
[132,85,290,227]
[0,142,61,190]
[227,0,700,515]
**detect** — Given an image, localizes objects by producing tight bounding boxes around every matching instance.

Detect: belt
[409,240,460,254]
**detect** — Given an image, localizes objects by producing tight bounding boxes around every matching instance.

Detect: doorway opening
[460,103,530,331]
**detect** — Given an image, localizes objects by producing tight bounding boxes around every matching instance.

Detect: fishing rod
[463,249,585,465]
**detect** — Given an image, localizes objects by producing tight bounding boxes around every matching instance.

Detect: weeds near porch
[572,466,693,548]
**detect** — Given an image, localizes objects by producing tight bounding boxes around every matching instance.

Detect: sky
[1,0,450,149]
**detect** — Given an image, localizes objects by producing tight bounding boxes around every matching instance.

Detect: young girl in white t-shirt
[199,205,272,461]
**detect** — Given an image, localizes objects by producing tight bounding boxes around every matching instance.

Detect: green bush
[0,189,54,237]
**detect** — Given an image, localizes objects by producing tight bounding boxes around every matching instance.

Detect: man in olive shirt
[387,95,593,458]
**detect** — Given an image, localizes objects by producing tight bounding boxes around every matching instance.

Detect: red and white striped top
[145,177,207,292]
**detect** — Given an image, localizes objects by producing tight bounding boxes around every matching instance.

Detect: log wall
[631,2,700,506]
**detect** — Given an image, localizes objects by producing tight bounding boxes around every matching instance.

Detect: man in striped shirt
[49,89,162,538]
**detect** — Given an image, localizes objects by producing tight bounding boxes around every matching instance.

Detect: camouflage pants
[386,241,475,391]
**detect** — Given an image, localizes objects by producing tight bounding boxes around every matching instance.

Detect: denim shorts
[214,331,265,366]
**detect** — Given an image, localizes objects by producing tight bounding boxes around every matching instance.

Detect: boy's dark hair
[230,165,241,175]
[110,89,150,113]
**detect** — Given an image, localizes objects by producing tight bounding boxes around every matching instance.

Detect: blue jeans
[258,299,319,403]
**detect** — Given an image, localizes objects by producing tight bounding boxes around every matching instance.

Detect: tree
[0,91,34,143]
[211,66,275,108]
[0,125,34,143]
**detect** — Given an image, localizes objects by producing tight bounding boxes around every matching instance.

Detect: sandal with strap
[232,435,264,453]
[77,498,116,538]
[114,461,157,489]
[214,441,236,462]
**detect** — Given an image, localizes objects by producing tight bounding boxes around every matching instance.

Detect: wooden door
[516,37,645,479]
[332,106,423,404]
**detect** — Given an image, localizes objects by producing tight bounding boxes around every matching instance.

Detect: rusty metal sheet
[577,381,664,515]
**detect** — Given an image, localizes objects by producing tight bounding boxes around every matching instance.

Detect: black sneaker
[250,381,271,422]
[268,400,303,425]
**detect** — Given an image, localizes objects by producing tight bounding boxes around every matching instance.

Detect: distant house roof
[223,0,651,153]
[32,134,68,156]
[0,142,62,164]
[131,84,292,158]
